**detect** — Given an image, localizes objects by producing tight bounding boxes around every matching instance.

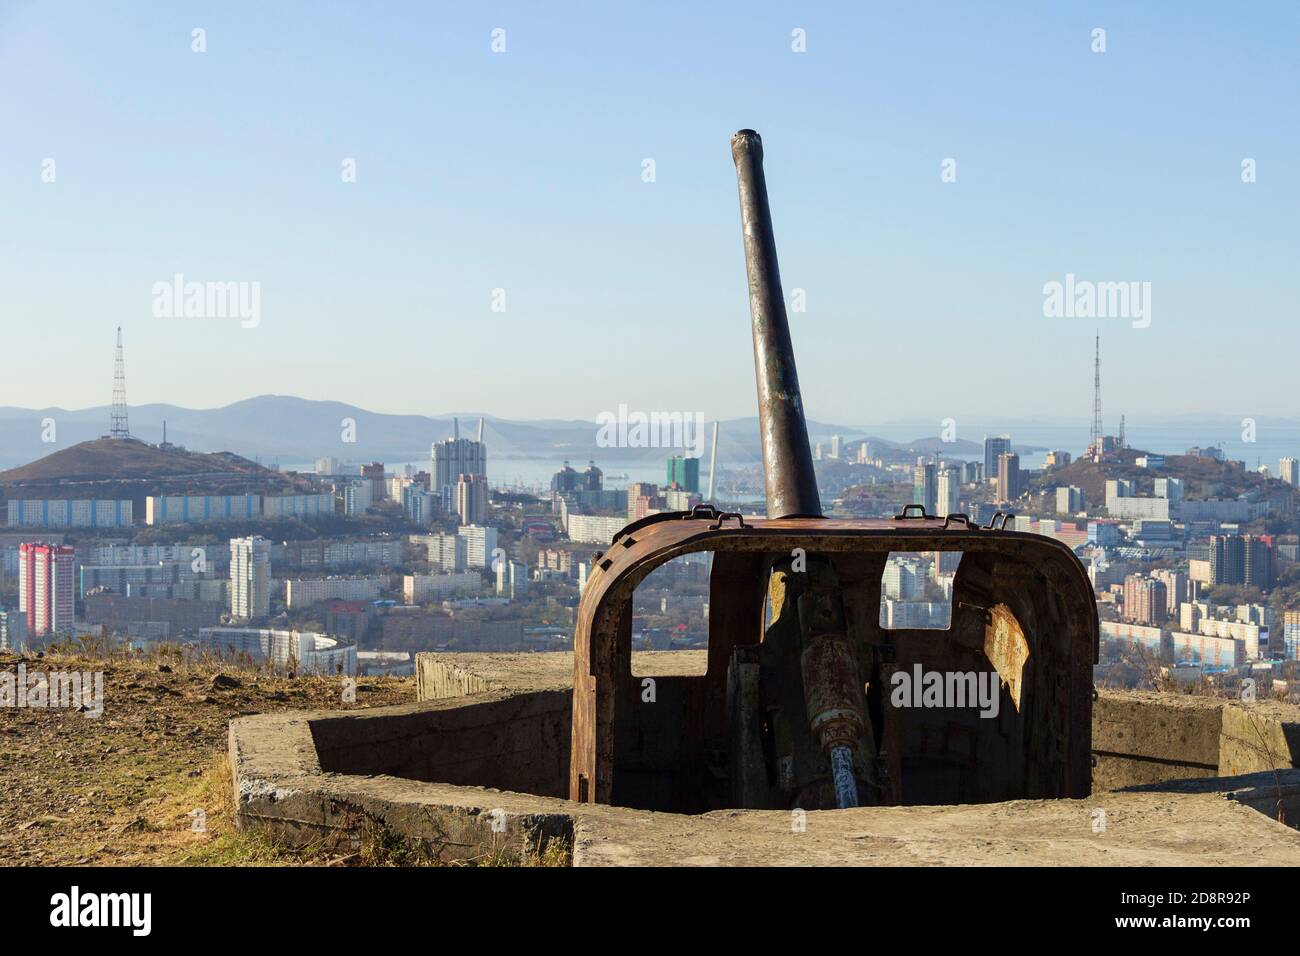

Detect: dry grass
[0,650,409,866]
[0,650,570,867]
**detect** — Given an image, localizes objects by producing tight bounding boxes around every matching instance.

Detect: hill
[1040,448,1292,512]
[0,438,268,484]
[0,437,296,500]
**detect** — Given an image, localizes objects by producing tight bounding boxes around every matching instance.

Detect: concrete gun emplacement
[569,130,1099,812]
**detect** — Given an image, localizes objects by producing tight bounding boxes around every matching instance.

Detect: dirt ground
[0,651,412,866]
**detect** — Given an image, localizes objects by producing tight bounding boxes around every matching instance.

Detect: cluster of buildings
[553,455,703,545]
[890,429,1300,678]
[1102,567,1278,666]
[905,436,1040,522]
[879,551,959,629]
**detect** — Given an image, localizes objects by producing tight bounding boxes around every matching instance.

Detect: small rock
[158,664,172,673]
[210,674,241,691]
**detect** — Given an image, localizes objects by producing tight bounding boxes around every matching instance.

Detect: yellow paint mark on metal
[984,603,1029,712]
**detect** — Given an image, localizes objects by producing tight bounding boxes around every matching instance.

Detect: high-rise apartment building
[1281,457,1299,487]
[665,456,701,493]
[984,436,1011,484]
[996,452,1021,503]
[936,464,961,516]
[1122,574,1168,625]
[1056,485,1086,514]
[1150,568,1189,615]
[18,543,75,637]
[626,482,662,520]
[431,418,487,503]
[230,536,271,621]
[882,558,923,600]
[455,473,489,526]
[1244,536,1273,590]
[1283,609,1300,661]
[361,462,387,502]
[456,525,499,569]
[912,461,937,515]
[495,560,530,600]
[1210,534,1273,589]
[342,480,372,516]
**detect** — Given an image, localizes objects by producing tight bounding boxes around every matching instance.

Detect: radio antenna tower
[1089,331,1102,458]
[109,326,131,439]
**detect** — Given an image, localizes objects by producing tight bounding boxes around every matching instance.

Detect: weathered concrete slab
[1122,768,1300,830]
[416,651,705,702]
[1094,688,1300,789]
[228,653,1300,864]
[571,794,1300,867]
[1220,700,1300,777]
[230,703,578,862]
[229,701,1300,865]
[1093,690,1223,766]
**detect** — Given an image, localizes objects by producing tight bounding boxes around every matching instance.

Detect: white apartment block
[284,576,385,609]
[147,495,261,525]
[456,525,499,568]
[565,514,626,545]
[229,536,271,620]
[262,493,335,519]
[410,532,468,572]
[402,571,481,604]
[8,499,133,528]
[343,480,373,515]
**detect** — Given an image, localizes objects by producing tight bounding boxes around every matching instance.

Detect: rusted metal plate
[985,603,1031,712]
[569,513,1099,807]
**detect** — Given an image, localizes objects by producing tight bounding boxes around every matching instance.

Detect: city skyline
[3,2,1297,421]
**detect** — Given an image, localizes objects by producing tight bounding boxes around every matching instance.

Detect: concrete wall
[309,690,572,798]
[414,655,1300,796]
[1094,689,1300,791]
[228,655,1300,859]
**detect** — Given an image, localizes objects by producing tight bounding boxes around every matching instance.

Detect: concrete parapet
[1094,688,1300,790]
[225,653,1300,864]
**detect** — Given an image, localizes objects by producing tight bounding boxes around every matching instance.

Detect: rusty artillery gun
[569,130,1098,813]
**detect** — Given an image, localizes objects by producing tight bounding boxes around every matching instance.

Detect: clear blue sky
[2,1,1296,426]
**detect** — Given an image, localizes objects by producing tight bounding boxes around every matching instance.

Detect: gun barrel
[731,129,822,519]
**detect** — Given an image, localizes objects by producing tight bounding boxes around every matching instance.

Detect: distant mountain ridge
[0,396,959,471]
